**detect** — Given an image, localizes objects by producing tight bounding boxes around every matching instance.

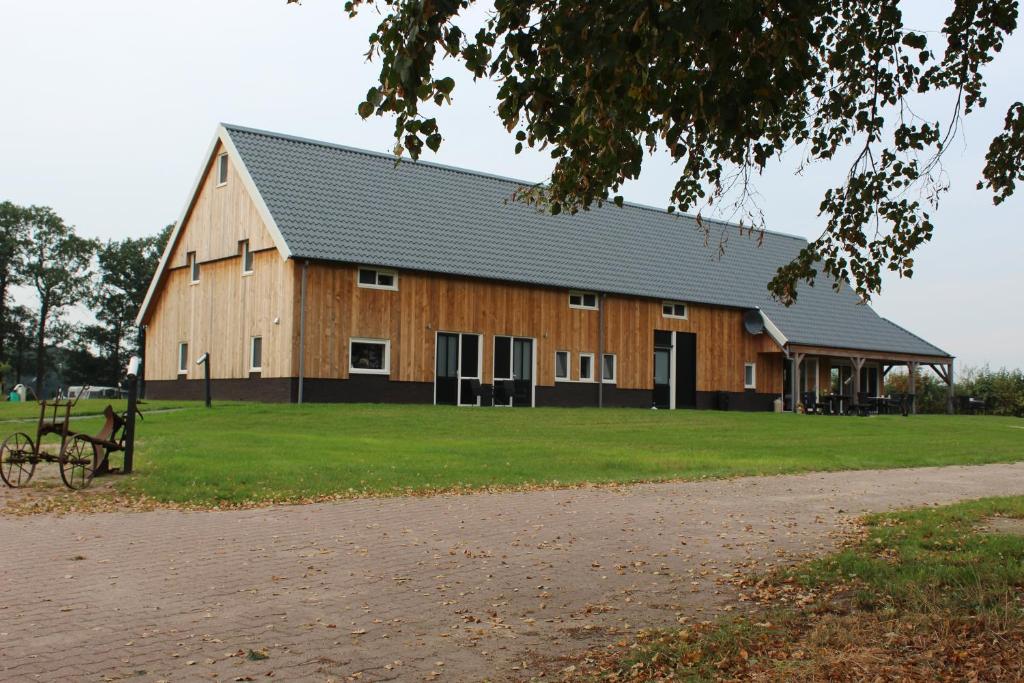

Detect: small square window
[178,342,189,374]
[579,353,594,381]
[554,351,569,381]
[188,252,199,283]
[662,301,687,319]
[349,338,390,374]
[217,153,229,186]
[602,354,616,384]
[241,240,254,274]
[744,363,757,389]
[250,336,263,372]
[569,291,598,310]
[357,267,398,290]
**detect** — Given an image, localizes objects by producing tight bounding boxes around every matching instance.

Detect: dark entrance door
[782,358,793,411]
[436,333,459,405]
[653,330,672,409]
[675,332,697,409]
[494,336,534,407]
[435,332,482,406]
[512,338,533,407]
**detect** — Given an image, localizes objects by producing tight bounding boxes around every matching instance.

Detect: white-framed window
[349,338,390,375]
[602,354,617,384]
[357,266,398,291]
[177,342,189,375]
[744,362,757,390]
[216,152,229,186]
[241,240,254,274]
[188,251,199,283]
[662,301,688,319]
[554,350,570,381]
[579,353,595,381]
[568,290,598,310]
[250,336,263,372]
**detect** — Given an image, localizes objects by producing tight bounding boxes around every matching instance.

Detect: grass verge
[576,496,1024,681]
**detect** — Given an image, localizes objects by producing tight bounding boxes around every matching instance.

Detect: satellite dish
[743,309,765,335]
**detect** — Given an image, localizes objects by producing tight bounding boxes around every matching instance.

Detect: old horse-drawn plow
[0,394,141,490]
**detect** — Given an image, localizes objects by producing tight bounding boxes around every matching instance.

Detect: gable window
[357,266,398,291]
[240,240,254,274]
[188,252,199,283]
[569,291,598,310]
[602,354,617,384]
[177,342,189,375]
[662,301,687,319]
[250,336,263,372]
[216,153,229,186]
[744,362,757,390]
[579,353,595,382]
[554,351,569,381]
[349,338,390,374]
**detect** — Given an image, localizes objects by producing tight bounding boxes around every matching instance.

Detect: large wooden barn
[137,124,954,410]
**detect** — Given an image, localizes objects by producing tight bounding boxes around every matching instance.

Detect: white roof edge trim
[217,124,291,261]
[758,309,789,349]
[135,125,291,326]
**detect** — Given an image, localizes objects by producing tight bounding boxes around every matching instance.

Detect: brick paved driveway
[2,462,1023,682]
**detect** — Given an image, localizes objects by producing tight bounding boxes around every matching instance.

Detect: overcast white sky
[0,1,1020,370]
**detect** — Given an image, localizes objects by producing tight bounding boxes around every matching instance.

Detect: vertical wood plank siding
[297,263,783,394]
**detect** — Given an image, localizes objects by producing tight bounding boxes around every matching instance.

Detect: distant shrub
[887,365,1024,417]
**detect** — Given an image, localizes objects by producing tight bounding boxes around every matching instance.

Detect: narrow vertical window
[250,336,263,372]
[579,353,594,381]
[217,153,229,186]
[188,252,199,283]
[241,240,254,274]
[602,354,616,384]
[178,342,189,375]
[744,363,756,389]
[554,351,569,381]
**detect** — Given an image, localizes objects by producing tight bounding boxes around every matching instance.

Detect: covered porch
[781,344,956,415]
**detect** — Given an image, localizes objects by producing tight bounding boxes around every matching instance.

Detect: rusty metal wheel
[0,432,36,488]
[60,435,99,490]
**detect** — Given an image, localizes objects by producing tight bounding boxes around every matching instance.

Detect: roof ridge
[221,122,810,245]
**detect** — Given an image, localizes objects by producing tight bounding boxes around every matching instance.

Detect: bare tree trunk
[0,272,8,362]
[34,302,48,397]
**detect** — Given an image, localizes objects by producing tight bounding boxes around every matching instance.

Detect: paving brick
[2,463,1023,681]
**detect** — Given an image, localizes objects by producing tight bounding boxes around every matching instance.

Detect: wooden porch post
[946,359,955,415]
[792,352,804,412]
[850,357,866,406]
[907,362,918,415]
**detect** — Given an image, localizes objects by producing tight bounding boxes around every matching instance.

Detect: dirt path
[2,462,1023,682]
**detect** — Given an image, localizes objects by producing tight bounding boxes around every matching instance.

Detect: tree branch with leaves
[295,0,1021,303]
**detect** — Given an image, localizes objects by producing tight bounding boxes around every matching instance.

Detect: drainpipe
[598,293,605,408]
[297,260,308,404]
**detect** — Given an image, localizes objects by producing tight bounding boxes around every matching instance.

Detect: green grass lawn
[62,401,1022,505]
[597,496,1024,680]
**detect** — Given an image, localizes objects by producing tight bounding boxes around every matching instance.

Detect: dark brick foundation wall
[145,377,295,402]
[300,376,433,404]
[535,383,651,408]
[696,390,777,412]
[147,376,778,411]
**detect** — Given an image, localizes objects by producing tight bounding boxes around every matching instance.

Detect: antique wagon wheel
[59,435,100,490]
[0,432,37,488]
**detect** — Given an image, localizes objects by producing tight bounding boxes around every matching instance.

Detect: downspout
[598,293,606,408]
[297,260,308,404]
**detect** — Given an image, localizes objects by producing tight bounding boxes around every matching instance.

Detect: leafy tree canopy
[303,0,1021,303]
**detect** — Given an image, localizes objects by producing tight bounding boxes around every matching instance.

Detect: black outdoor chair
[493,380,516,406]
[956,396,986,414]
[802,391,829,415]
[463,379,481,404]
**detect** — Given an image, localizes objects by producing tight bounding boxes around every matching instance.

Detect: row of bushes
[886,366,1024,416]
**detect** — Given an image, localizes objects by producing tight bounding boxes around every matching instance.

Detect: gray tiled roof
[225,124,950,358]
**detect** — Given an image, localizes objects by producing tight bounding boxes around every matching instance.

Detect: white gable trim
[759,310,789,349]
[135,124,291,325]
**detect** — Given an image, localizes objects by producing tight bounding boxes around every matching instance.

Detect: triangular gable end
[135,124,291,326]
